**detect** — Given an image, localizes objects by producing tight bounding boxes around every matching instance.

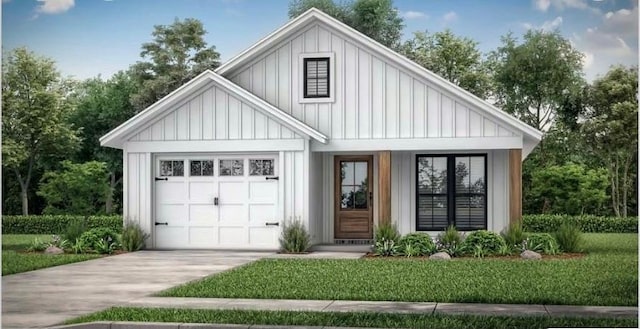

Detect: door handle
[265,222,279,226]
[155,222,168,226]
[214,197,219,206]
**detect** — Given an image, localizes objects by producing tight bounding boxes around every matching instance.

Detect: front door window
[340,161,369,209]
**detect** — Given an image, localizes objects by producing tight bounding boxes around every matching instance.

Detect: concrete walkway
[2,251,272,329]
[127,297,639,318]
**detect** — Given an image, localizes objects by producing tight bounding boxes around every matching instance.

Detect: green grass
[159,233,638,306]
[67,308,637,328]
[2,234,101,275]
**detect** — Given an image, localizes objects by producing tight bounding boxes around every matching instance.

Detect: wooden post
[378,151,391,225]
[509,149,522,224]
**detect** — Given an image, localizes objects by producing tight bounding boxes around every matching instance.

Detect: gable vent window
[304,57,330,98]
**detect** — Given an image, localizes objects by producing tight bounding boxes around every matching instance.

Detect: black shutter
[303,58,330,98]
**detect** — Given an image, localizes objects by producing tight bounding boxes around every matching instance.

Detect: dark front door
[334,155,373,239]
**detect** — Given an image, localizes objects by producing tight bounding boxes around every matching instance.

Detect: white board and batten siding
[121,83,310,248]
[225,23,520,143]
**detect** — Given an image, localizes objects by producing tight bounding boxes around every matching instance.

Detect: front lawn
[159,233,638,306]
[67,308,637,329]
[2,234,101,275]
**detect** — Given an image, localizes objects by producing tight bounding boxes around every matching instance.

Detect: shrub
[50,234,71,249]
[462,230,506,255]
[374,239,399,256]
[436,225,465,257]
[398,233,436,256]
[2,215,122,234]
[79,227,120,252]
[525,233,559,254]
[26,238,48,252]
[71,238,89,254]
[523,214,637,233]
[121,221,149,252]
[63,219,87,244]
[374,222,401,244]
[279,219,310,253]
[554,222,583,253]
[501,221,527,249]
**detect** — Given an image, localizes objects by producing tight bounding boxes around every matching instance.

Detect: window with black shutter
[416,154,487,231]
[303,57,330,98]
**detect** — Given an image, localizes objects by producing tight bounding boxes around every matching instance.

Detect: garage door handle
[265,176,279,180]
[155,177,168,181]
[155,222,168,226]
[265,222,279,226]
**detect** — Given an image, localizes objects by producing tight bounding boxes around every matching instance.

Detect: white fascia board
[125,139,306,153]
[216,8,543,143]
[310,137,523,152]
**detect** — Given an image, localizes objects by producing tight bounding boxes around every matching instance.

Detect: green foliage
[501,221,526,249]
[436,225,464,256]
[130,18,221,111]
[2,215,122,234]
[2,47,79,215]
[50,234,71,249]
[401,29,490,98]
[63,219,87,245]
[374,222,401,244]
[525,233,559,254]
[397,233,436,256]
[462,230,506,255]
[470,244,489,258]
[78,227,120,252]
[529,163,609,215]
[490,30,584,131]
[523,214,637,233]
[288,0,404,50]
[497,244,514,256]
[37,161,110,216]
[279,219,311,253]
[121,221,149,252]
[554,223,583,253]
[71,238,89,254]
[373,239,399,256]
[26,238,48,252]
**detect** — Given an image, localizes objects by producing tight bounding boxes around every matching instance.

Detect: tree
[130,18,221,111]
[401,30,491,99]
[529,163,609,215]
[582,66,638,217]
[37,161,110,215]
[70,71,139,214]
[490,30,584,132]
[2,47,79,215]
[288,0,404,50]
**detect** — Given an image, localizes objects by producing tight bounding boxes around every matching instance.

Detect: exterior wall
[308,151,324,244]
[225,23,519,140]
[128,83,301,142]
[391,150,510,235]
[123,152,153,242]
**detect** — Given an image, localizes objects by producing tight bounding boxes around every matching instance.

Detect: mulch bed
[361,252,586,260]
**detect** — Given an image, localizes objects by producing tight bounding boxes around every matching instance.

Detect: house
[100,8,542,250]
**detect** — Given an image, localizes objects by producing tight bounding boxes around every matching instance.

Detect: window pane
[417,156,447,194]
[220,160,243,176]
[160,161,172,176]
[190,161,202,176]
[249,159,274,176]
[202,161,214,176]
[455,195,485,229]
[470,156,485,193]
[455,157,470,193]
[172,161,184,176]
[417,195,448,230]
[354,162,367,185]
[341,162,354,185]
[341,186,354,209]
[354,184,367,209]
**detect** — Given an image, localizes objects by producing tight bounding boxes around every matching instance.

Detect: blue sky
[2,0,637,81]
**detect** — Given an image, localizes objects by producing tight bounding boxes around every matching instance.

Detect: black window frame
[415,154,488,231]
[303,57,330,98]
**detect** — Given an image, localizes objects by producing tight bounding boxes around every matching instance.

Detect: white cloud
[36,0,74,14]
[533,0,600,14]
[401,11,427,20]
[602,6,638,37]
[583,27,633,56]
[442,11,458,23]
[582,51,594,69]
[540,16,563,30]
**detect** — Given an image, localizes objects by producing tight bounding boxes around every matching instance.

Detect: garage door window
[249,159,274,176]
[219,159,244,176]
[160,160,184,177]
[190,160,214,176]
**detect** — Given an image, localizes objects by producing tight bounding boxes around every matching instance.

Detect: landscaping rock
[429,252,451,260]
[520,250,542,260]
[44,246,63,254]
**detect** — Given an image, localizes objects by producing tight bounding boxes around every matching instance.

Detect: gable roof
[100,70,328,149]
[216,8,543,143]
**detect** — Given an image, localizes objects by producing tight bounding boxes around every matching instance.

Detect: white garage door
[154,154,280,249]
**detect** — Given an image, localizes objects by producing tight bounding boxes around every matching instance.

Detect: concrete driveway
[2,250,271,328]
